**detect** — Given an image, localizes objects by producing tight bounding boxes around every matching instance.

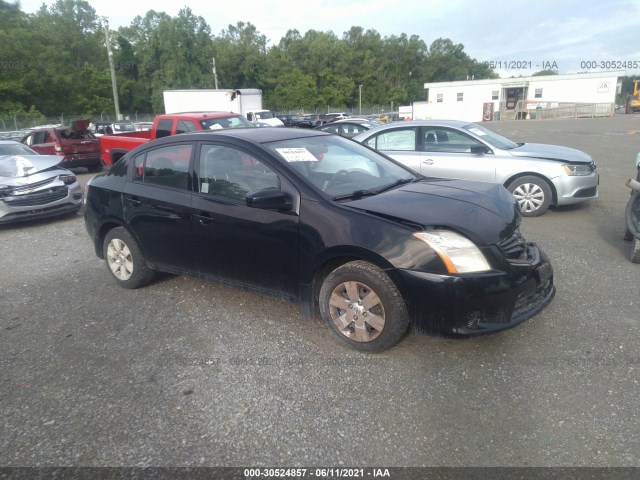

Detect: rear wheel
[507,175,552,217]
[103,227,155,289]
[88,161,103,173]
[319,261,409,352]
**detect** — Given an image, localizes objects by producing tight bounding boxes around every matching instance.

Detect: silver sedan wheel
[106,238,134,281]
[328,280,385,342]
[512,182,545,214]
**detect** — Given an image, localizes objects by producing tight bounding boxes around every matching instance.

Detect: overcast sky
[18,0,640,77]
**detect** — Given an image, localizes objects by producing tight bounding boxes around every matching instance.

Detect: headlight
[562,164,592,176]
[413,230,491,274]
[59,174,76,185]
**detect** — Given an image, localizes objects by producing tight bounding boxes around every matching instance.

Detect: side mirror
[246,188,293,211]
[470,144,491,155]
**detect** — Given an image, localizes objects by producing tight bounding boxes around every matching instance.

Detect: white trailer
[163,89,283,126]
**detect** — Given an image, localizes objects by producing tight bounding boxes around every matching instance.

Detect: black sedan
[84,128,555,351]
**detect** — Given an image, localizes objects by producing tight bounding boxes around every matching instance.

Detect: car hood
[0,155,61,182]
[344,179,519,245]
[508,143,592,164]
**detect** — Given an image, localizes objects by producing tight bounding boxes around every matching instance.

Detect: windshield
[462,123,519,150]
[200,116,255,130]
[255,111,274,120]
[0,143,38,156]
[265,134,419,198]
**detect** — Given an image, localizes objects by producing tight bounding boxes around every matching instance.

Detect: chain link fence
[0,113,158,140]
[0,105,402,140]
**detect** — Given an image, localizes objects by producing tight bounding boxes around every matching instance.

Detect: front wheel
[319,261,409,352]
[103,227,156,289]
[507,175,552,217]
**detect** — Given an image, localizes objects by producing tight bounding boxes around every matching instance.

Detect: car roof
[0,140,23,145]
[371,119,472,128]
[146,127,329,148]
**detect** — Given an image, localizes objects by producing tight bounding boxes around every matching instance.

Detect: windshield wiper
[374,177,417,194]
[331,177,419,201]
[331,189,377,201]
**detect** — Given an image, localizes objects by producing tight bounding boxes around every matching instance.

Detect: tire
[88,161,104,173]
[507,175,552,217]
[319,261,409,352]
[625,192,640,239]
[103,227,156,289]
[631,237,640,264]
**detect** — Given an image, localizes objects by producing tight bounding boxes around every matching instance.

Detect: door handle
[422,159,434,165]
[193,213,214,225]
[127,196,142,207]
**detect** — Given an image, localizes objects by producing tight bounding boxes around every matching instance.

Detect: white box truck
[163,89,284,127]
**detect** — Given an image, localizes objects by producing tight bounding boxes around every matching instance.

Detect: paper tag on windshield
[276,147,319,162]
[468,128,486,136]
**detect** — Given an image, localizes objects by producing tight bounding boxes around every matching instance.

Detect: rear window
[56,128,95,140]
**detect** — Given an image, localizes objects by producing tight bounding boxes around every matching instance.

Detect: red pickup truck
[99,112,255,167]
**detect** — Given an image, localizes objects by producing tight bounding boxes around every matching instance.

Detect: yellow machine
[627,79,640,114]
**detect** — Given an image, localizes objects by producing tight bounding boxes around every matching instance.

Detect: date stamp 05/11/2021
[482,60,640,71]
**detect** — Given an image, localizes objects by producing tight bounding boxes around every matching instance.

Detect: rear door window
[365,128,417,151]
[132,144,193,190]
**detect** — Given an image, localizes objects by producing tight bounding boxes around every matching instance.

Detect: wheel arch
[109,149,129,166]
[503,172,557,205]
[94,219,143,260]
[300,247,399,317]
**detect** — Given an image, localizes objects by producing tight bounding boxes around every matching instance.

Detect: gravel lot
[1,115,639,469]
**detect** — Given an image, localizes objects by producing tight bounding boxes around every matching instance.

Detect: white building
[410,71,624,122]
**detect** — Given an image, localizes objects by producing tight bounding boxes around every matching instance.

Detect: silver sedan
[353,120,599,216]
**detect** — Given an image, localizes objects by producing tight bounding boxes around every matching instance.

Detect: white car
[353,120,599,216]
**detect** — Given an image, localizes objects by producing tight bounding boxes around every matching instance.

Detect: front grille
[497,229,527,261]
[0,177,55,198]
[4,187,67,206]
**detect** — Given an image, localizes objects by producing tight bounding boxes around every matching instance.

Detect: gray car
[353,120,599,216]
[0,141,83,223]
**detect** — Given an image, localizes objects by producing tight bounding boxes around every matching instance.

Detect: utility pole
[103,18,121,120]
[359,85,363,116]
[212,57,219,89]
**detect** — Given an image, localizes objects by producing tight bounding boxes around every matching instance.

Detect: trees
[0,2,497,118]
